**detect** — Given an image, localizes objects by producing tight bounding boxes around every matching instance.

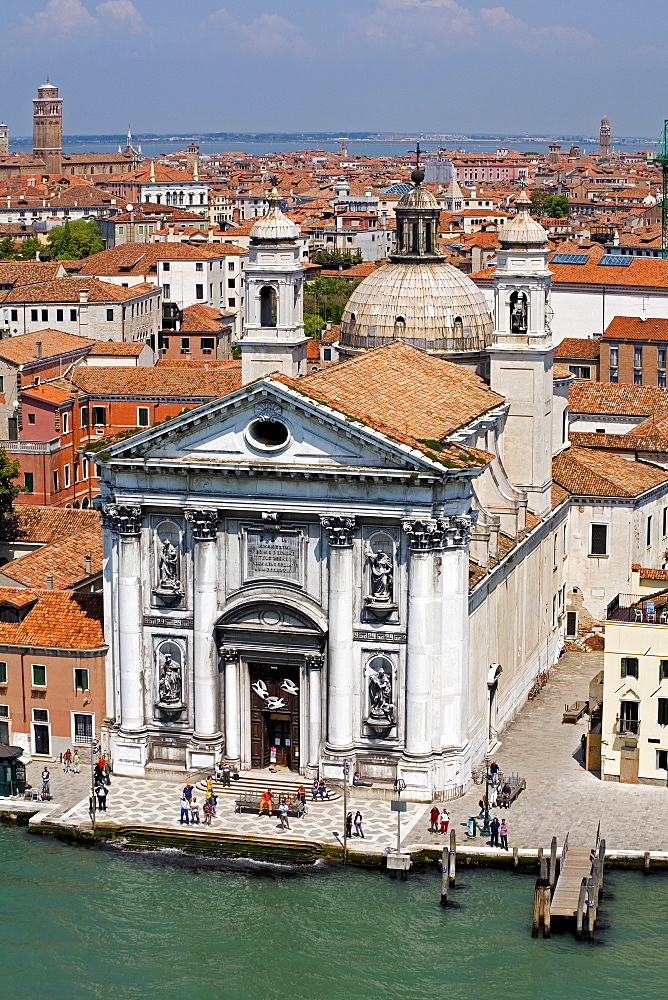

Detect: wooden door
[249,664,300,770]
[620,746,639,784]
[33,724,50,755]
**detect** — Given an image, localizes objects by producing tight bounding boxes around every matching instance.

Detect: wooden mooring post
[440,831,457,906]
[576,880,587,939]
[531,876,551,937]
[549,836,557,889]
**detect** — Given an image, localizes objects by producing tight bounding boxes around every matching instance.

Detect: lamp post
[394,777,406,855]
[90,733,98,833]
[480,755,491,837]
[342,758,350,863]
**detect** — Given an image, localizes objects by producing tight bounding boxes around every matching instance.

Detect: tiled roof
[472,256,668,289]
[602,316,668,342]
[72,365,242,398]
[0,587,104,650]
[87,341,147,356]
[635,567,668,581]
[569,380,668,416]
[570,432,638,451]
[0,506,99,544]
[3,276,159,304]
[551,483,570,508]
[0,262,63,287]
[0,329,95,366]
[179,304,230,333]
[277,340,502,466]
[22,382,71,405]
[553,446,668,498]
[70,242,241,277]
[0,523,102,591]
[554,337,601,360]
[553,364,575,380]
[627,412,668,440]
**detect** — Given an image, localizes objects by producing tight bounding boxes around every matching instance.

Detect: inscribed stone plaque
[246,529,301,583]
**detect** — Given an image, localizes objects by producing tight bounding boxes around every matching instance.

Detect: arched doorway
[259,285,277,327]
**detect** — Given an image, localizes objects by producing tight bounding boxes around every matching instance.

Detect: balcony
[614,715,641,738]
[606,593,668,625]
[0,437,60,454]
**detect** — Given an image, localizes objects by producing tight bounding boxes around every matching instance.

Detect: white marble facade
[98,379,480,799]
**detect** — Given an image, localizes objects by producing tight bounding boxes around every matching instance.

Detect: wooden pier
[532,826,605,939]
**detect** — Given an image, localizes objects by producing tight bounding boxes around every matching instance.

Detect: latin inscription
[246,530,301,583]
[354,629,406,644]
[143,615,194,629]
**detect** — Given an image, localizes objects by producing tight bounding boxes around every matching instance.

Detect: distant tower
[33,83,62,174]
[0,124,8,155]
[599,116,611,159]
[340,138,348,157]
[186,143,200,176]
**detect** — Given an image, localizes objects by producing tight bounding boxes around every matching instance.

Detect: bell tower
[488,189,554,518]
[33,82,62,175]
[240,187,309,385]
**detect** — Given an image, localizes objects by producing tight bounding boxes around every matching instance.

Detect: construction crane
[659,120,668,258]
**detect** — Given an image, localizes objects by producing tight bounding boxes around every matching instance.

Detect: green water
[2,825,665,1000]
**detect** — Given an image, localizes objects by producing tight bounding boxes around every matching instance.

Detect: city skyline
[1,0,665,137]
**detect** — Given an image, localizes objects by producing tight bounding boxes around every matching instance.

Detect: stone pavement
[408,651,668,853]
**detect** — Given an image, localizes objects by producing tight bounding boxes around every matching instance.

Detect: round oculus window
[246,417,290,451]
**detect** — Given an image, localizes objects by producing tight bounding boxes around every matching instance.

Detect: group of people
[258,788,294,829]
[345,811,364,839]
[61,749,80,774]
[428,806,450,834]
[179,782,218,825]
[88,755,113,817]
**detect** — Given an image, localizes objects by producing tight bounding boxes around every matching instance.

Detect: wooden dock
[551,847,594,917]
[532,827,605,939]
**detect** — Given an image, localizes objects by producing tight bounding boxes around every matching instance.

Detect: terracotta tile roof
[554,337,601,360]
[0,506,99,544]
[22,382,72,405]
[553,446,668,498]
[306,339,320,361]
[0,522,102,591]
[635,566,668,581]
[87,341,147,356]
[553,364,575,380]
[72,365,242,398]
[569,431,638,451]
[627,412,668,440]
[602,316,668,342]
[0,262,63,287]
[0,587,104,650]
[276,340,501,467]
[552,483,570,508]
[472,256,668,289]
[178,304,230,333]
[69,242,242,278]
[156,359,239,369]
[0,329,95,366]
[4,276,159,304]
[569,380,668,416]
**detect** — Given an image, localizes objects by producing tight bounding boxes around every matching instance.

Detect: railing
[607,593,668,624]
[0,437,60,454]
[614,715,641,737]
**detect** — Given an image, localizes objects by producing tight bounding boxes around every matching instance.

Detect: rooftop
[553,445,668,498]
[0,588,104,650]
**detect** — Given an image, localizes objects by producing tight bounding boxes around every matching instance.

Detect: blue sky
[1,0,664,137]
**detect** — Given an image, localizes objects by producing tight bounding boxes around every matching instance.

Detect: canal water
[1,823,664,1000]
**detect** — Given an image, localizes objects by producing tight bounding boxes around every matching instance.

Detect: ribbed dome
[249,188,300,242]
[339,261,493,354]
[498,190,548,249]
[396,183,439,211]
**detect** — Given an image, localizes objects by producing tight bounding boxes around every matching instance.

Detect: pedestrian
[190,798,200,824]
[500,818,508,851]
[297,784,306,805]
[429,804,440,833]
[354,810,364,838]
[311,780,319,800]
[96,785,108,812]
[490,783,498,808]
[318,779,329,800]
[183,783,193,803]
[209,791,217,817]
[259,788,273,816]
[103,757,112,786]
[500,781,511,808]
[72,751,80,774]
[490,815,500,848]
[41,767,50,797]
[490,760,499,785]
[221,762,231,787]
[88,794,95,822]
[179,794,190,824]
[203,799,213,826]
[94,762,104,786]
[63,748,72,773]
[278,800,290,830]
[439,808,450,834]
[206,775,213,793]
[478,794,487,819]
[346,811,353,839]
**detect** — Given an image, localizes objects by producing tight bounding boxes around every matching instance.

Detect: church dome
[498,190,548,249]
[249,187,300,242]
[339,261,493,354]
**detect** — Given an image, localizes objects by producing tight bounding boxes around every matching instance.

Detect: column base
[321,744,356,782]
[187,734,224,773]
[108,726,150,778]
[398,745,472,801]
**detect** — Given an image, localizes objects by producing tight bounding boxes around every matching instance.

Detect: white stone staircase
[196,771,340,801]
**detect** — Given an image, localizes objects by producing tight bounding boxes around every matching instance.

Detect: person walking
[311,780,319,800]
[354,810,364,838]
[88,794,95,823]
[221,762,231,787]
[103,758,112,786]
[208,791,217,818]
[72,751,80,774]
[63,748,72,773]
[345,812,353,840]
[490,783,498,808]
[490,760,499,785]
[278,800,290,830]
[179,794,190,824]
[500,819,509,851]
[96,785,108,812]
[429,805,440,833]
[490,816,500,848]
[190,798,200,824]
[41,767,50,798]
[203,799,213,826]
[439,808,450,835]
[478,794,487,819]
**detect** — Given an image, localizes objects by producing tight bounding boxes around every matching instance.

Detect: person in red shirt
[429,804,439,833]
[259,788,273,816]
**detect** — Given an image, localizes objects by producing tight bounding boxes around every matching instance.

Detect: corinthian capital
[439,514,475,548]
[102,502,142,536]
[185,509,218,541]
[402,518,442,550]
[320,515,356,547]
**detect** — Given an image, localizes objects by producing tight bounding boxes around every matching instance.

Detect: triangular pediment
[103,379,443,474]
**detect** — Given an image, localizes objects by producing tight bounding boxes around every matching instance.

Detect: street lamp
[393,777,406,856]
[480,755,491,837]
[342,758,350,863]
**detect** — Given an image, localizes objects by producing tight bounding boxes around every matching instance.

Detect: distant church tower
[488,189,554,518]
[240,187,309,385]
[0,123,8,155]
[599,116,611,159]
[33,83,62,174]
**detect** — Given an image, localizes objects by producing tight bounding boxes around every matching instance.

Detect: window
[181,337,190,353]
[31,309,38,322]
[56,308,63,322]
[196,262,203,271]
[566,611,577,637]
[137,406,149,427]
[80,405,89,427]
[163,262,170,271]
[0,705,8,717]
[227,278,236,289]
[74,668,89,692]
[228,297,235,307]
[634,369,643,385]
[92,406,106,426]
[32,708,48,722]
[62,411,69,434]
[647,515,653,547]
[81,458,88,480]
[323,348,332,361]
[195,284,204,300]
[32,664,47,687]
[634,345,643,367]
[657,750,668,771]
[106,308,114,322]
[610,367,618,383]
[0,661,6,683]
[590,523,608,556]
[73,712,93,744]
[621,657,639,679]
[70,308,77,322]
[24,472,33,493]
[52,470,58,493]
[659,370,667,388]
[553,533,558,568]
[64,465,70,487]
[200,338,214,353]
[659,699,668,726]
[162,284,170,299]
[10,310,17,322]
[41,309,48,322]
[659,348,666,369]
[660,660,668,681]
[228,260,235,271]
[28,413,35,425]
[563,523,567,556]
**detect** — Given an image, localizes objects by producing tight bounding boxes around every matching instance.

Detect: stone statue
[510,293,527,334]
[369,549,393,603]
[368,664,394,724]
[158,652,182,705]
[158,537,181,593]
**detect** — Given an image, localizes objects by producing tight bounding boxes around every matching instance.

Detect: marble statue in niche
[365,536,395,611]
[156,644,185,718]
[155,523,182,597]
[366,658,395,729]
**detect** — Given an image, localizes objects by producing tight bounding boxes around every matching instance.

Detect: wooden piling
[598,839,605,892]
[542,883,552,938]
[448,829,456,886]
[576,881,587,939]
[644,851,650,871]
[513,846,519,868]
[549,836,557,889]
[537,846,543,869]
[531,878,543,937]
[587,879,596,941]
[539,855,548,880]
[440,847,448,906]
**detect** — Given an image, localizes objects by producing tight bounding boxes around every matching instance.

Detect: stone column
[103,503,143,732]
[185,510,220,743]
[402,519,442,757]
[222,647,240,765]
[305,654,324,771]
[439,515,474,749]
[321,515,356,752]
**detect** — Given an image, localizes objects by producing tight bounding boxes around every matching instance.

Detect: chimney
[35,341,42,359]
[46,575,53,589]
[79,288,89,303]
[85,553,92,575]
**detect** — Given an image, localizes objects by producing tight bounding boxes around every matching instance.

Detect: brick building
[599,316,668,386]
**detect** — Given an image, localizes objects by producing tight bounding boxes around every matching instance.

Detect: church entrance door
[249,665,300,771]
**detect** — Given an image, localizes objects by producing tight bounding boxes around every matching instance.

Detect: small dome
[339,261,493,354]
[396,183,439,211]
[498,190,548,249]
[249,188,300,242]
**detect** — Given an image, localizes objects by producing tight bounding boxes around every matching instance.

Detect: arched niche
[155,520,183,597]
[260,285,277,327]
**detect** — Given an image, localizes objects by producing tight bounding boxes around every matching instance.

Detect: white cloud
[208,8,313,57]
[20,0,145,40]
[96,1,145,33]
[480,6,595,48]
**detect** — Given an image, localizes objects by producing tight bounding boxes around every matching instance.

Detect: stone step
[196,775,340,801]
